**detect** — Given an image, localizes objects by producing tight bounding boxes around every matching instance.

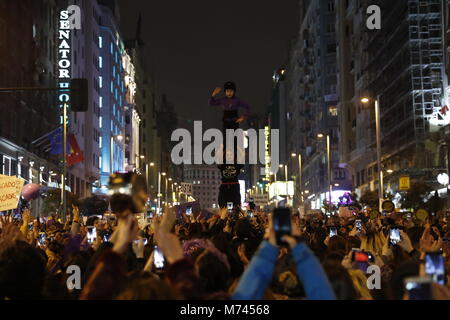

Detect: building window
[99,36,102,48]
[328,106,338,117]
[328,1,335,12]
[99,96,102,108]
[99,116,102,128]
[99,136,102,148]
[99,56,103,69]
[99,76,102,88]
[327,23,335,33]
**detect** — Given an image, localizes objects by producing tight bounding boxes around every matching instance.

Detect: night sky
[118,0,300,130]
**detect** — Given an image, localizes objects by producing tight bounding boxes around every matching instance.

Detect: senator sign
[58,9,72,123]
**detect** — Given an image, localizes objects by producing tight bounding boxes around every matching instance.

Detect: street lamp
[318,133,332,205]
[291,153,303,205]
[361,95,383,211]
[157,172,166,213]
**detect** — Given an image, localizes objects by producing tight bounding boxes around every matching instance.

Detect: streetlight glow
[317,133,324,138]
[361,98,370,104]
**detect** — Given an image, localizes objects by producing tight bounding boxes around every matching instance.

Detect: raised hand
[212,87,222,97]
[160,206,176,233]
[235,116,246,124]
[112,214,139,255]
[132,238,146,259]
[154,228,183,264]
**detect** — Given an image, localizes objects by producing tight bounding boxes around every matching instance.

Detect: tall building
[183,164,221,210]
[68,0,102,197]
[97,0,127,187]
[124,25,162,199]
[285,0,351,210]
[337,0,449,197]
[0,0,62,211]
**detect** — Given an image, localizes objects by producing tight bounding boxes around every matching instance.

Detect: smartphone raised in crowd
[404,276,433,300]
[425,252,446,285]
[272,208,292,246]
[227,202,233,212]
[186,206,192,216]
[87,226,97,244]
[355,219,362,233]
[38,232,46,246]
[389,228,401,245]
[351,249,373,273]
[329,227,338,238]
[153,245,165,269]
[103,233,111,242]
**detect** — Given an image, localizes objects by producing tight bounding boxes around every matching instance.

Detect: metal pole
[285,164,288,204]
[110,136,113,174]
[157,172,161,213]
[327,134,332,205]
[146,163,149,192]
[375,96,383,211]
[62,103,67,222]
[165,177,168,204]
[298,154,303,204]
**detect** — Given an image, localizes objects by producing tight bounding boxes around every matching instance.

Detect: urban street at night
[1,0,450,308]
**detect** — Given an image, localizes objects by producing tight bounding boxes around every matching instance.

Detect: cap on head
[224,81,237,92]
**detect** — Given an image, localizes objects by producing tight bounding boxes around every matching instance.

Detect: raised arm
[208,87,223,106]
[283,235,336,300]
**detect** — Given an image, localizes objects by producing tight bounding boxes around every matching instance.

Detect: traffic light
[70,78,88,112]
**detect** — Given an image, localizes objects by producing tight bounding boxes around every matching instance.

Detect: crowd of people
[1,193,450,300]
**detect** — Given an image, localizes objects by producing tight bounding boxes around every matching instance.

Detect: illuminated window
[99,76,102,88]
[328,106,338,117]
[99,36,102,48]
[99,56,102,69]
[99,96,102,108]
[99,116,102,128]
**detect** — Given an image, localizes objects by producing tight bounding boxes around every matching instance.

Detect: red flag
[66,134,84,166]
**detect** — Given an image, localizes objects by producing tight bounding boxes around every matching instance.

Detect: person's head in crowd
[86,216,99,227]
[194,249,231,295]
[347,269,372,300]
[326,235,348,253]
[0,240,47,300]
[322,261,358,300]
[389,260,420,300]
[360,231,385,256]
[116,272,181,300]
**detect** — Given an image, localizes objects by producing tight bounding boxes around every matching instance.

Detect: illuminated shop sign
[58,10,72,124]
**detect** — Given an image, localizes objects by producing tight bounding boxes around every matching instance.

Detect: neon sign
[58,10,71,124]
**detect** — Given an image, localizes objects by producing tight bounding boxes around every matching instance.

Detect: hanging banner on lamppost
[399,176,410,191]
[180,182,193,195]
